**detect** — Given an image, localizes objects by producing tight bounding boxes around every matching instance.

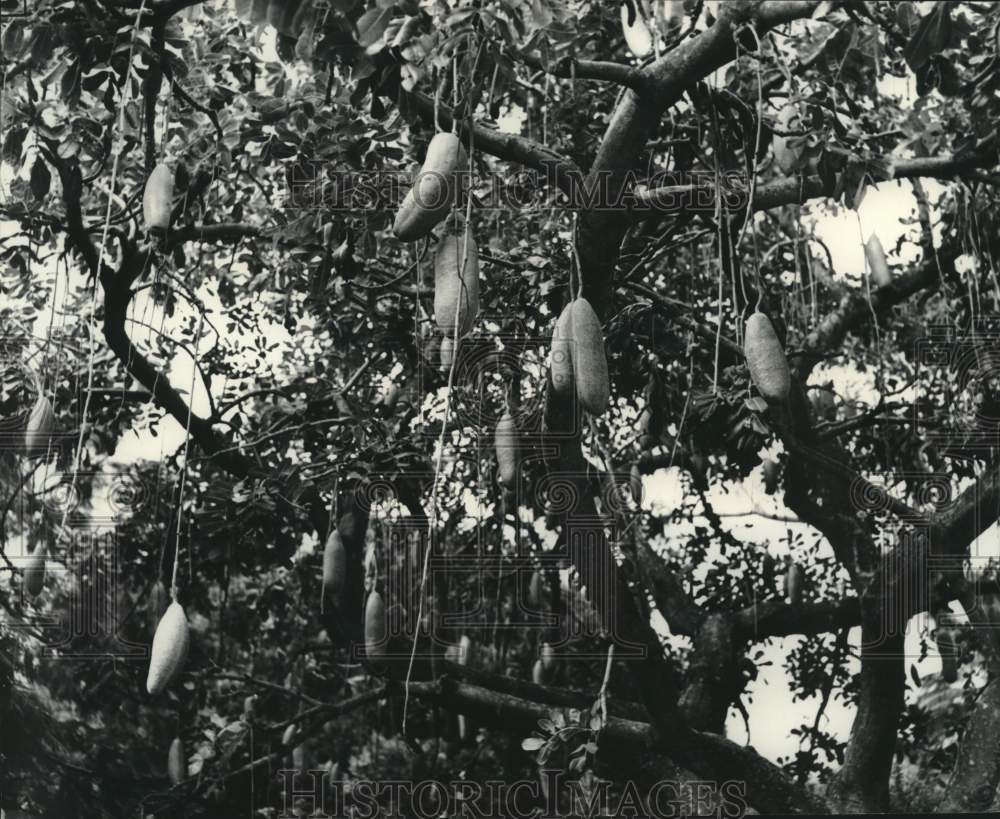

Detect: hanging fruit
[147,600,190,695]
[762,459,780,495]
[458,634,472,666]
[322,531,347,603]
[785,561,804,606]
[495,410,520,489]
[393,132,467,242]
[571,298,610,415]
[23,543,46,597]
[23,394,55,458]
[865,233,892,287]
[439,335,455,374]
[433,230,480,338]
[550,302,575,396]
[143,163,175,232]
[364,590,387,661]
[744,311,790,403]
[621,1,653,58]
[540,642,557,673]
[167,737,185,785]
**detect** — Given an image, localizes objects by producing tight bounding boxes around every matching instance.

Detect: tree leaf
[30,158,51,200]
[903,3,953,71]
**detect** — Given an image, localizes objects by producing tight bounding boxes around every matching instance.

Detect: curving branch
[734,596,861,641]
[394,670,831,814]
[516,50,646,91]
[402,91,583,196]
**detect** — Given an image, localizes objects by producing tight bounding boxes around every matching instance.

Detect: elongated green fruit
[495,411,519,489]
[621,2,652,58]
[24,394,54,458]
[24,543,46,596]
[550,302,575,395]
[433,232,479,337]
[393,133,467,241]
[569,299,610,415]
[168,737,185,785]
[322,531,347,602]
[865,233,892,287]
[147,601,190,695]
[744,311,790,403]
[143,163,174,232]
[364,591,387,660]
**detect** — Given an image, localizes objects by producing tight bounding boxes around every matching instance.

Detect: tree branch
[403,91,583,196]
[517,50,646,92]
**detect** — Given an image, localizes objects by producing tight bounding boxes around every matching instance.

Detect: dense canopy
[3,0,1000,815]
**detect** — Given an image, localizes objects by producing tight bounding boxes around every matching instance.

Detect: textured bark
[826,629,905,813]
[679,614,739,734]
[940,593,1000,812]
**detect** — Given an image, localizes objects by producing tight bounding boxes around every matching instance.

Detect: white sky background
[0,0,992,782]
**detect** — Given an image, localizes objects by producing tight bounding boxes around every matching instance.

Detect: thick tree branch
[576,0,822,315]
[734,596,861,641]
[397,673,830,814]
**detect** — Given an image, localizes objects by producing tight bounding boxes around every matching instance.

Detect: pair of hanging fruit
[550,298,610,416]
[394,132,468,242]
